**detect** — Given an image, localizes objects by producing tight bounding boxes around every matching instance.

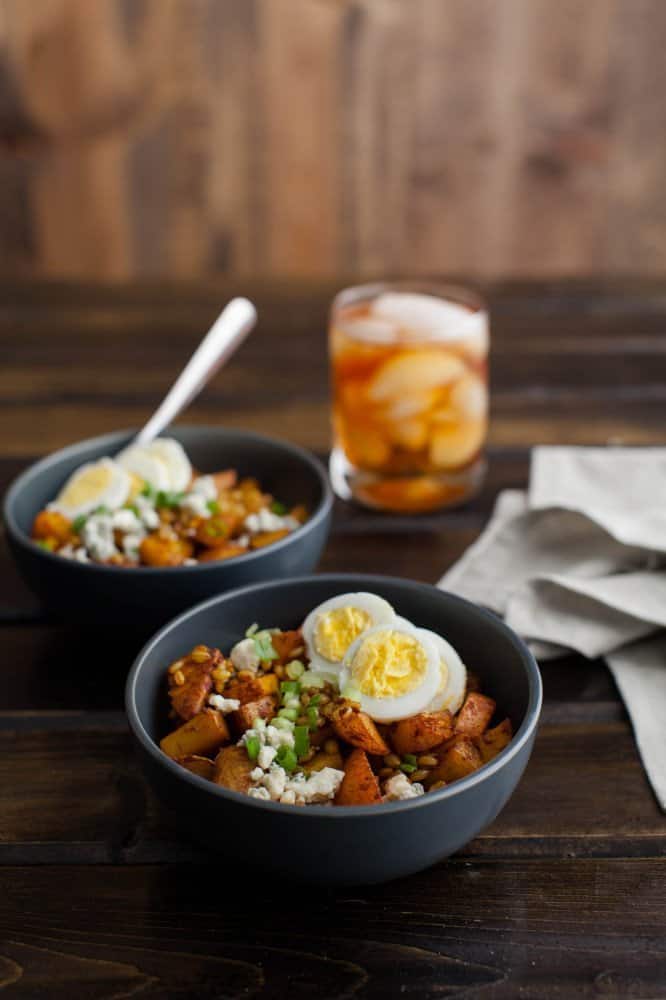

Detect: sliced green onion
[252,717,267,732]
[155,490,185,509]
[206,499,220,514]
[341,683,362,704]
[140,483,157,499]
[280,680,301,699]
[276,745,298,772]
[285,659,305,680]
[72,514,87,534]
[284,696,300,710]
[271,500,287,515]
[293,725,310,758]
[93,505,111,516]
[245,735,260,761]
[306,706,319,732]
[278,707,299,722]
[36,538,55,551]
[403,753,418,766]
[400,763,417,775]
[252,630,278,661]
[245,623,259,637]
[272,716,295,732]
[300,669,339,690]
[308,694,321,707]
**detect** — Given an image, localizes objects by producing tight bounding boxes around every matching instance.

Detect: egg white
[339,623,441,723]
[416,628,467,714]
[302,592,395,674]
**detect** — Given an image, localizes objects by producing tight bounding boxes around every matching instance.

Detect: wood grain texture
[2,1,666,278]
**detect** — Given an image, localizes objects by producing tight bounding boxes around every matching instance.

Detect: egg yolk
[58,463,114,507]
[314,606,372,662]
[350,630,428,698]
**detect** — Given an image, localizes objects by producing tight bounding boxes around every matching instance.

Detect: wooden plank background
[1,0,666,280]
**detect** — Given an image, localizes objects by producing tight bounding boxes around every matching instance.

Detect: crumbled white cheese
[183,558,197,566]
[230,637,261,673]
[244,509,299,534]
[248,760,344,805]
[134,494,160,530]
[257,746,277,770]
[122,533,144,559]
[280,789,296,805]
[111,508,143,534]
[248,786,271,801]
[264,725,295,750]
[180,492,210,518]
[296,767,345,804]
[208,695,241,714]
[383,773,425,801]
[263,765,287,799]
[250,766,264,782]
[81,514,117,562]
[59,544,90,564]
[191,475,217,501]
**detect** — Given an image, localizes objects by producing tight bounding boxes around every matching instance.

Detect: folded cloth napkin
[440,447,666,810]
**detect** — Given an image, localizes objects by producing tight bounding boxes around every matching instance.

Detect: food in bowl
[29,437,307,567]
[159,591,513,806]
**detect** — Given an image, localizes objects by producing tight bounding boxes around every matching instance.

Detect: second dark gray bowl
[126,574,542,885]
[3,426,333,627]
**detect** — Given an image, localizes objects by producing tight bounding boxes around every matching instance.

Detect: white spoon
[134,297,257,446]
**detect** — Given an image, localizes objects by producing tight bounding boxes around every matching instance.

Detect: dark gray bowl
[126,573,542,885]
[3,427,333,627]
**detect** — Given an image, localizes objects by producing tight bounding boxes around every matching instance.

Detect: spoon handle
[134,297,257,446]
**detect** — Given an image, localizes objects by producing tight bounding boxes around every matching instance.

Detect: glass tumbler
[328,282,489,513]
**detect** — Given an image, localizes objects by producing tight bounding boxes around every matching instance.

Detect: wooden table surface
[1,280,665,998]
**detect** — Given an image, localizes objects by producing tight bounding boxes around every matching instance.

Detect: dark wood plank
[0,716,662,865]
[1,861,664,998]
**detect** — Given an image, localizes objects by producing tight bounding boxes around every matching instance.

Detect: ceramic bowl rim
[126,572,543,818]
[3,426,334,576]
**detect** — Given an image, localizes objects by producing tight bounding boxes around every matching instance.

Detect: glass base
[329,447,486,513]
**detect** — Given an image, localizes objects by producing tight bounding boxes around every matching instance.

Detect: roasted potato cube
[140,533,193,567]
[257,673,279,696]
[427,736,482,785]
[176,755,216,781]
[198,542,247,562]
[332,709,389,756]
[250,529,290,549]
[32,509,72,546]
[195,514,234,548]
[230,695,276,735]
[212,469,238,492]
[335,749,382,806]
[290,504,308,524]
[213,745,255,793]
[455,692,496,737]
[224,674,265,705]
[160,709,230,760]
[302,748,344,774]
[476,718,513,763]
[168,646,221,721]
[271,629,304,664]
[390,711,454,756]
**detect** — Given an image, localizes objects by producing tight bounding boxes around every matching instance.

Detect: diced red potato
[390,711,454,756]
[229,695,276,735]
[32,510,73,546]
[160,709,230,760]
[223,674,265,705]
[198,543,248,562]
[211,469,238,492]
[213,745,255,793]
[455,692,496,738]
[335,749,382,806]
[168,647,221,721]
[176,755,216,781]
[332,710,389,757]
[271,630,304,664]
[476,718,513,764]
[140,534,194,567]
[427,736,483,785]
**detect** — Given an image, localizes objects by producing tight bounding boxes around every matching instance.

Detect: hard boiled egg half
[50,458,131,520]
[417,628,467,714]
[302,592,396,675]
[339,623,442,722]
[116,437,192,493]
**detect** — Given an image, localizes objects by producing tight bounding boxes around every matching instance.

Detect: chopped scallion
[245,735,260,761]
[280,680,301,699]
[306,706,319,732]
[252,630,278,661]
[293,725,310,757]
[206,499,220,514]
[270,500,288,515]
[285,659,305,680]
[272,717,295,732]
[72,514,87,534]
[245,623,259,637]
[276,745,297,772]
[277,707,299,722]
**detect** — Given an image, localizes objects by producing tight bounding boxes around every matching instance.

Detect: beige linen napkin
[440,447,666,810]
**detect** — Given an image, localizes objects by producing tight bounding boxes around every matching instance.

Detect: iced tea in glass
[329,283,488,512]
